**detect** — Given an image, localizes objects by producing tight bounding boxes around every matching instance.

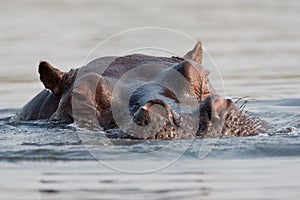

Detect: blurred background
[0,0,299,108]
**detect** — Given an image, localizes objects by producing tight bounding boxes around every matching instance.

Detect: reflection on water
[1,159,300,200]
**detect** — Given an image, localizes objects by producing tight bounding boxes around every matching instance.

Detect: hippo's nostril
[133,107,151,126]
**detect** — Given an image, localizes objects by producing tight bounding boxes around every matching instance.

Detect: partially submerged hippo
[14,42,262,139]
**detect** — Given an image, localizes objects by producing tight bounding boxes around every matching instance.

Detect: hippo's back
[14,89,60,121]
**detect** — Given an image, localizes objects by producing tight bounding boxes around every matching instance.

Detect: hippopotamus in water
[14,42,262,139]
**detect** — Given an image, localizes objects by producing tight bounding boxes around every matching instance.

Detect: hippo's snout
[132,99,181,127]
[127,99,182,139]
[198,95,261,137]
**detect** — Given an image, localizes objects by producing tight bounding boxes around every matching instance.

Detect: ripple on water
[0,99,299,162]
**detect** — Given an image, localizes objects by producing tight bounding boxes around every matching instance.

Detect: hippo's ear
[38,61,65,96]
[174,60,210,81]
[184,41,203,64]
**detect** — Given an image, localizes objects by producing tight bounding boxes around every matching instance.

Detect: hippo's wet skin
[14,42,262,139]
[198,95,262,137]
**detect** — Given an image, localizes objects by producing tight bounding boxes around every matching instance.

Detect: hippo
[13,42,262,139]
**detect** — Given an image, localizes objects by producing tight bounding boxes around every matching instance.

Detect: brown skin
[198,95,261,137]
[39,61,65,96]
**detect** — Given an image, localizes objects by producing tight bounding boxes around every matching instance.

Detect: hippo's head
[124,60,211,140]
[37,41,211,132]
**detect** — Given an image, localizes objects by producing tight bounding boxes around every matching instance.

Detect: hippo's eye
[134,104,140,111]
[129,103,140,115]
[131,104,140,113]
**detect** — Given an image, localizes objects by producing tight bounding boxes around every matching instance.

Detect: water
[0,0,300,199]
